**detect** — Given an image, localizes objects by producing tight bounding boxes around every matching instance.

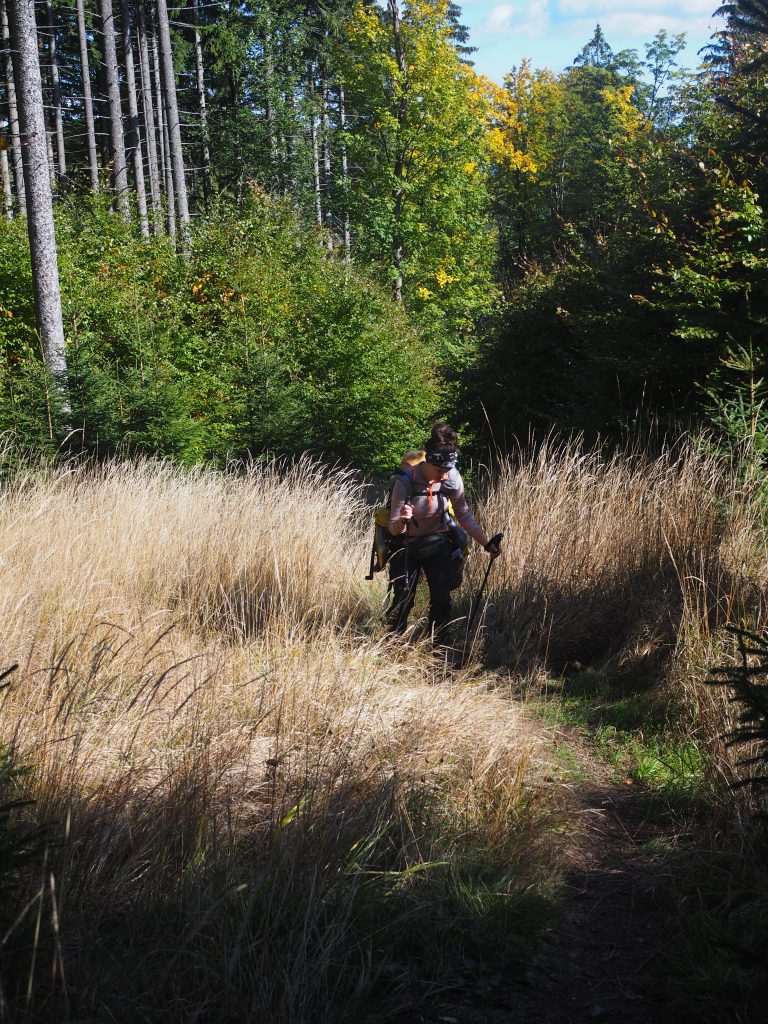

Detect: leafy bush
[0,190,442,471]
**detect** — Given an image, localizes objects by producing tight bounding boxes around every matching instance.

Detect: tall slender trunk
[0,145,12,217]
[389,0,406,303]
[76,0,100,190]
[120,0,148,235]
[321,77,333,250]
[46,128,55,185]
[284,84,297,198]
[155,0,189,237]
[45,0,66,180]
[263,15,277,176]
[309,71,322,229]
[161,83,175,238]
[192,0,210,198]
[98,0,130,217]
[150,25,173,237]
[93,43,111,169]
[1,0,25,213]
[338,82,350,260]
[136,0,161,229]
[8,0,68,410]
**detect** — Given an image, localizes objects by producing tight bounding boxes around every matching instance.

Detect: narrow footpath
[497,717,685,1024]
[424,715,689,1024]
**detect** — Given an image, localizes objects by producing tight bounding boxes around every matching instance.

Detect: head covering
[425,449,458,470]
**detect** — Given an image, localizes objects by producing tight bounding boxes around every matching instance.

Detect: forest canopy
[0,1,767,468]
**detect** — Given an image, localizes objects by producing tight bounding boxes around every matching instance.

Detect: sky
[460,0,724,83]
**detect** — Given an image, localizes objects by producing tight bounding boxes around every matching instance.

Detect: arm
[448,473,491,549]
[388,478,411,536]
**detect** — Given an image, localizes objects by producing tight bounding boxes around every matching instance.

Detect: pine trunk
[192,0,210,198]
[155,0,189,236]
[45,0,66,181]
[309,71,322,229]
[120,0,148,235]
[0,146,12,217]
[98,0,130,217]
[321,77,333,250]
[8,0,69,409]
[389,0,406,303]
[93,44,112,169]
[76,0,100,190]
[136,0,162,230]
[1,0,25,213]
[338,82,350,260]
[150,26,174,237]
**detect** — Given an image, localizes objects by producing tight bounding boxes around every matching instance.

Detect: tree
[1,0,25,213]
[572,23,614,69]
[76,0,100,191]
[340,0,496,333]
[120,0,149,236]
[98,0,130,217]
[156,0,190,236]
[8,0,68,412]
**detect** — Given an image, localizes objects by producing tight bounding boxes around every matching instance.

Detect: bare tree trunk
[1,0,25,213]
[76,0,100,190]
[45,0,66,181]
[0,144,12,217]
[155,0,189,237]
[309,71,322,229]
[8,0,68,410]
[120,0,148,235]
[192,0,210,198]
[46,128,55,184]
[98,0,130,218]
[161,95,175,238]
[93,42,111,169]
[389,0,406,303]
[284,84,297,199]
[263,14,277,175]
[136,0,161,230]
[338,81,350,260]
[321,77,333,250]
[150,26,173,238]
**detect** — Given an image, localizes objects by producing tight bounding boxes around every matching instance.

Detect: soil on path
[422,719,686,1024]
[509,726,681,1024]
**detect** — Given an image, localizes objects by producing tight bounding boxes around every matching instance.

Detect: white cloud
[574,10,714,38]
[480,0,551,37]
[557,0,716,15]
[475,0,718,45]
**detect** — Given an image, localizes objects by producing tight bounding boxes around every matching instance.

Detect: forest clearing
[2,0,768,1019]
[0,446,765,1021]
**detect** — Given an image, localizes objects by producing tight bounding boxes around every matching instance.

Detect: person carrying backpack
[386,422,500,645]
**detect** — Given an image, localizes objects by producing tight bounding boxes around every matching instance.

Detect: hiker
[386,423,500,645]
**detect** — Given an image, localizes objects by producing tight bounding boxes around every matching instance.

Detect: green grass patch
[531,679,714,808]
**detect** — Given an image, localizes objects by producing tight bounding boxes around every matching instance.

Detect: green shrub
[0,191,442,471]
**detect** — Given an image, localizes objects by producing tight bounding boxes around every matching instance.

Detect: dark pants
[386,537,464,644]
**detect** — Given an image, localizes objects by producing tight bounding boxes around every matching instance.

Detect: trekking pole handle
[485,532,503,552]
[403,501,418,528]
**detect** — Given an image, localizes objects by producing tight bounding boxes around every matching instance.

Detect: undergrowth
[1,439,767,1020]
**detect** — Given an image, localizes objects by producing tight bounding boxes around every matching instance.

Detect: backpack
[364,465,463,580]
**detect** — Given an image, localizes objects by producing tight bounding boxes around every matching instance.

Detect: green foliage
[0,192,441,471]
[339,0,497,337]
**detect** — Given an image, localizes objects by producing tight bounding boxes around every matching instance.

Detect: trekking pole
[465,533,504,638]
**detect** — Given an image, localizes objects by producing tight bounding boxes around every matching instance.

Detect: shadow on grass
[0,750,560,1023]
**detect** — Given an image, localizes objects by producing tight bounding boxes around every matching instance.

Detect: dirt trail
[507,725,680,1024]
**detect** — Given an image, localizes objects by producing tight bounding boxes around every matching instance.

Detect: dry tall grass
[0,457,550,1022]
[2,442,765,1020]
[465,438,768,794]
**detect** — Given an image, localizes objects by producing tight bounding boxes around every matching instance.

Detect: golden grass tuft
[0,456,549,1021]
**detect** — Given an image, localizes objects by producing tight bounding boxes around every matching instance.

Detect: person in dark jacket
[386,422,500,644]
